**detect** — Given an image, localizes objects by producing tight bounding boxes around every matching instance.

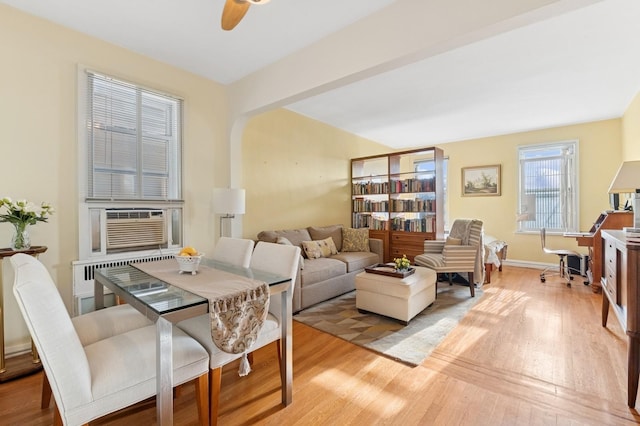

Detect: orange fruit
[179,246,197,256]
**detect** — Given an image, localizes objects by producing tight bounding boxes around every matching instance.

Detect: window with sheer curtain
[517,140,578,233]
[84,71,182,201]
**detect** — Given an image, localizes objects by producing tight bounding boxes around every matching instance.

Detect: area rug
[293,283,482,366]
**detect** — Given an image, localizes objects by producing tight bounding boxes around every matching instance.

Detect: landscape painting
[462,165,501,196]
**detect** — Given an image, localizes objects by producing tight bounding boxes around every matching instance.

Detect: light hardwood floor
[1,266,640,425]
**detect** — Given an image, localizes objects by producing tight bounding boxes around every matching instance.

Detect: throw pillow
[445,237,462,246]
[308,225,343,252]
[323,236,338,255]
[301,240,324,259]
[301,238,338,259]
[341,227,370,252]
[276,236,304,269]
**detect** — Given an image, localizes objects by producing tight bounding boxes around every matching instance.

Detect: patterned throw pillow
[341,228,370,252]
[301,237,338,259]
[323,237,338,255]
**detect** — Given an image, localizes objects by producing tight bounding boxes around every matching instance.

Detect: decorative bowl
[175,253,204,275]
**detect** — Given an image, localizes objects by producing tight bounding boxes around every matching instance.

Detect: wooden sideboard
[600,230,640,407]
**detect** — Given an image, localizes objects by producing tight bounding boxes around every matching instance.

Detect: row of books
[353,198,436,213]
[351,177,436,195]
[352,199,388,212]
[351,214,388,230]
[391,217,436,232]
[390,198,435,213]
[389,177,435,193]
[352,181,388,195]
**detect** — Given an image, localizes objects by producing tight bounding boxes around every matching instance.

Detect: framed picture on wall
[461,164,501,196]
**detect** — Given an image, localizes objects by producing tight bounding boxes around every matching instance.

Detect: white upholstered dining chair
[11,253,210,426]
[177,241,301,425]
[211,237,255,268]
[40,303,153,409]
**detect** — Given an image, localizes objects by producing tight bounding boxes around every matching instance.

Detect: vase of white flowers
[0,197,54,250]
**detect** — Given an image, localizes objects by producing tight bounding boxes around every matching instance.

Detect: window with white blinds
[85,72,182,201]
[517,140,578,233]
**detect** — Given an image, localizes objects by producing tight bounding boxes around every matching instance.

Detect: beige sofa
[257,225,383,313]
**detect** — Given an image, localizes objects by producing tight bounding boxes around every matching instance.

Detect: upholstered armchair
[414,219,484,297]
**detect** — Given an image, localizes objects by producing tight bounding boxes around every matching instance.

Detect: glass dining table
[93,258,293,425]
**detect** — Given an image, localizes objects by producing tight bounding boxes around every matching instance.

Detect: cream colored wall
[0,5,228,352]
[441,119,623,264]
[622,91,640,160]
[241,109,388,239]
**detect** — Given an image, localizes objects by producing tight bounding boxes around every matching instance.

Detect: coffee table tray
[365,263,416,278]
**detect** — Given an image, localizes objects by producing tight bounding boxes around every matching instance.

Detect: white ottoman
[355,266,437,324]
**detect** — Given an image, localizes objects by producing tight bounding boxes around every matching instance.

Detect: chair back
[449,218,485,284]
[250,241,301,319]
[540,228,550,253]
[11,254,93,414]
[212,237,255,268]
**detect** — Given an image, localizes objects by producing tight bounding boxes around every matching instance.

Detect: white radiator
[72,252,175,315]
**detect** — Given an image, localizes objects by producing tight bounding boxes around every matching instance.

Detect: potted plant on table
[394,254,411,272]
[0,197,54,250]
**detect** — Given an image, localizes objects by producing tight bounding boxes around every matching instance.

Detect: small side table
[0,246,47,382]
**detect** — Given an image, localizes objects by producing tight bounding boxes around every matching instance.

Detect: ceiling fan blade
[221,0,250,31]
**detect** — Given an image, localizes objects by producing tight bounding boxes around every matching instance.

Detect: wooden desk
[0,246,47,382]
[565,211,632,293]
[601,230,640,407]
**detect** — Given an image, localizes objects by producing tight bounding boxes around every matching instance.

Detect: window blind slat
[86,71,182,201]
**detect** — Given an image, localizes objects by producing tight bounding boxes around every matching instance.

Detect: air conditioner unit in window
[106,209,167,250]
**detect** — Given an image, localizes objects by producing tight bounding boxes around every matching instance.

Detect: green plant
[0,197,54,249]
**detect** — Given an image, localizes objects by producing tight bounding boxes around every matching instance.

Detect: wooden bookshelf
[351,147,444,263]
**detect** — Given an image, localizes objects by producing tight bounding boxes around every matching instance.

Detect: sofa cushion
[257,228,312,256]
[276,236,304,269]
[341,227,370,252]
[331,251,379,273]
[300,258,346,286]
[308,225,343,252]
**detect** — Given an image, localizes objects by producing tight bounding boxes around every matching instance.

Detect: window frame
[77,66,184,259]
[516,140,579,235]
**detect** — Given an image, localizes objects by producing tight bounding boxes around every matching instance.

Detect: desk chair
[540,228,583,287]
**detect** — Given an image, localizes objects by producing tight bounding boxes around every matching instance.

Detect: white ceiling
[3,0,640,148]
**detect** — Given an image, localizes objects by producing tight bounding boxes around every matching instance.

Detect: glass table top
[94,258,289,316]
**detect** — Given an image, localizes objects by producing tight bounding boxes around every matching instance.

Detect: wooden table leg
[602,293,610,327]
[628,336,640,407]
[484,263,492,284]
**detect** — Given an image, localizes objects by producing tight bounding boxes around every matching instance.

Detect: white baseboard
[501,259,556,270]
[5,343,33,358]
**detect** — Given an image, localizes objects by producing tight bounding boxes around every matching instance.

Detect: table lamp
[608,160,640,233]
[213,188,245,237]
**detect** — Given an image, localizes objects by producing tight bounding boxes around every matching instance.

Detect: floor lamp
[213,188,245,237]
[608,160,640,233]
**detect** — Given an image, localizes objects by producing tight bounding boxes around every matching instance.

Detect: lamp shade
[212,188,245,215]
[608,161,640,194]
